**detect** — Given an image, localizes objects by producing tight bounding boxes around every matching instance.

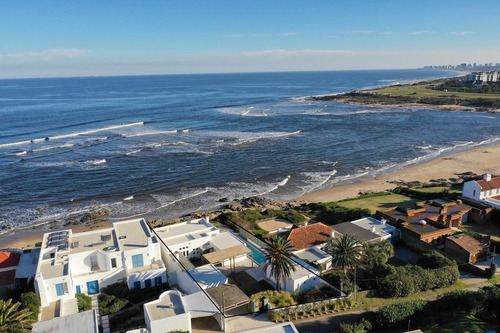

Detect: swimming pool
[241,238,266,264]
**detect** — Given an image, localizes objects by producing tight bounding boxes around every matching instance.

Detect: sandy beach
[0,143,498,251]
[298,143,500,203]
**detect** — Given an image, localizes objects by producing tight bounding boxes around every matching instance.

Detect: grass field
[412,185,461,194]
[337,193,418,214]
[372,84,500,101]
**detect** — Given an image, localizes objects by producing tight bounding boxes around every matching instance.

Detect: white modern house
[463,174,500,208]
[34,218,166,316]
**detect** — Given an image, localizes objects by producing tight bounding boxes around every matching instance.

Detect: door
[87,280,99,295]
[76,285,81,294]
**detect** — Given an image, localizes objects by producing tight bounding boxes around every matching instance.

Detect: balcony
[127,260,165,275]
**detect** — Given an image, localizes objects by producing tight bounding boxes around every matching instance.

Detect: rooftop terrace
[145,290,186,321]
[114,219,152,251]
[154,218,217,247]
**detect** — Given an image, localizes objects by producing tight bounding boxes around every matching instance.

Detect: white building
[465,71,500,83]
[34,218,166,316]
[332,217,398,244]
[143,290,192,333]
[463,174,500,208]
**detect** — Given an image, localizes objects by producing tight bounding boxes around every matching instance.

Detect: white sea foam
[13,151,27,156]
[229,131,301,146]
[123,195,134,201]
[155,188,210,209]
[125,149,143,156]
[0,121,144,149]
[261,175,292,194]
[122,129,178,138]
[32,142,75,152]
[87,159,106,165]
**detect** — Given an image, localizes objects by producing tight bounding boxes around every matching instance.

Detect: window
[145,279,152,288]
[56,283,66,296]
[111,258,117,268]
[131,254,143,268]
[134,281,141,290]
[155,276,162,286]
[473,190,476,197]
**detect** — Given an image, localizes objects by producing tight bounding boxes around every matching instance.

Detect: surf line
[0,121,145,149]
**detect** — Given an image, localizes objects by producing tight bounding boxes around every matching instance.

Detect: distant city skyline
[2,0,500,78]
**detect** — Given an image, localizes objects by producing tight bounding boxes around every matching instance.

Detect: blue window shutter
[56,283,64,296]
[132,254,144,268]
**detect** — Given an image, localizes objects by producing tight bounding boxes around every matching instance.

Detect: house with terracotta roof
[444,233,489,264]
[286,222,334,271]
[463,174,500,208]
[0,251,21,288]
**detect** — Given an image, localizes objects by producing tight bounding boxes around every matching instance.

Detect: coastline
[297,142,499,203]
[1,142,498,251]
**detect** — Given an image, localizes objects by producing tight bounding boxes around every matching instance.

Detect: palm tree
[262,236,296,291]
[328,234,363,273]
[0,299,35,333]
[363,241,394,270]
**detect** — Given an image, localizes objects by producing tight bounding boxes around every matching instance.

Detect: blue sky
[1,0,499,77]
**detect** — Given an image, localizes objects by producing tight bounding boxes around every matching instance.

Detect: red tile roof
[477,177,500,191]
[446,234,487,254]
[0,252,20,269]
[287,223,333,250]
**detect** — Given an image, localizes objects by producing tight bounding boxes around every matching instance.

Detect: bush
[295,286,341,303]
[20,292,40,320]
[76,293,92,312]
[378,264,459,298]
[322,270,358,294]
[486,261,497,279]
[417,250,455,269]
[340,318,372,333]
[376,300,427,327]
[98,293,129,315]
[251,290,296,308]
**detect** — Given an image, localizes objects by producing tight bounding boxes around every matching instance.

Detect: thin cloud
[409,30,434,35]
[240,49,357,57]
[0,48,89,62]
[279,32,298,36]
[381,31,394,35]
[223,34,242,38]
[450,31,476,36]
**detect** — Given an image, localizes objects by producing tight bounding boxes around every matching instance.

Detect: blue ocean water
[1,69,499,233]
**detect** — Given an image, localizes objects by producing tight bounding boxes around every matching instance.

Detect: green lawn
[337,193,418,214]
[412,185,461,194]
[423,315,499,333]
[460,222,500,242]
[372,84,500,101]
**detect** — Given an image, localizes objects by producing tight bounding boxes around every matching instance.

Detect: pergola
[202,245,251,273]
[206,284,250,312]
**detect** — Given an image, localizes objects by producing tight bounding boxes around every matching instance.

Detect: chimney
[371,226,376,233]
[304,221,308,227]
[484,173,492,181]
[330,230,335,238]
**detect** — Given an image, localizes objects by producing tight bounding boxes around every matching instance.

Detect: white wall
[149,312,191,333]
[463,181,481,200]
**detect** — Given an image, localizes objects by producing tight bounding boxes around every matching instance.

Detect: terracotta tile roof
[287,223,333,250]
[477,177,500,191]
[0,269,16,286]
[0,252,21,269]
[446,234,487,254]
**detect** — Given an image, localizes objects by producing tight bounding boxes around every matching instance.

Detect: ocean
[1,69,499,234]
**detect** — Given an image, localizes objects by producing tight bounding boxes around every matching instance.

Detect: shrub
[417,250,455,269]
[98,293,129,315]
[322,270,358,294]
[295,286,341,303]
[340,318,372,333]
[251,290,296,308]
[376,300,427,327]
[20,292,40,320]
[486,261,497,279]
[76,293,92,312]
[298,202,370,225]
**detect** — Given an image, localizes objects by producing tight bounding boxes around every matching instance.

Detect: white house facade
[34,219,166,314]
[463,174,500,208]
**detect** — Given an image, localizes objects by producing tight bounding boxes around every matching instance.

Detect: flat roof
[189,264,227,289]
[114,219,151,251]
[61,228,117,256]
[239,323,299,333]
[294,247,331,263]
[155,219,217,247]
[208,232,246,250]
[332,222,382,243]
[40,260,68,279]
[206,284,250,311]
[145,291,186,321]
[350,217,395,237]
[404,221,442,235]
[203,245,251,264]
[32,309,98,333]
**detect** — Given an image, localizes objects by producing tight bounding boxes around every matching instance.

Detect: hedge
[376,299,427,327]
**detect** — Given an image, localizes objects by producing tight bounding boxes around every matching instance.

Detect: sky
[1,0,500,78]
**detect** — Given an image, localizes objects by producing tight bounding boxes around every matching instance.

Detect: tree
[19,292,40,321]
[262,236,296,291]
[363,241,394,270]
[328,234,363,273]
[0,299,35,333]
